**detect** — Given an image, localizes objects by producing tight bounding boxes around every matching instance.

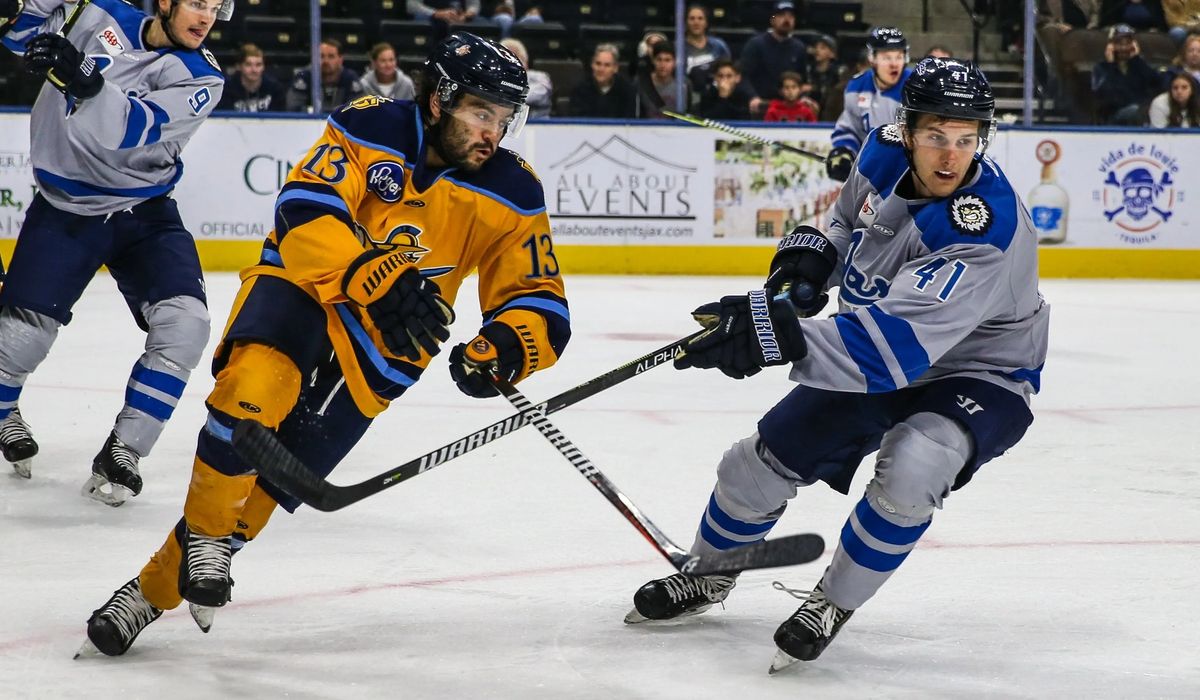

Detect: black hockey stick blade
[680,533,826,575]
[229,331,704,512]
[232,419,337,512]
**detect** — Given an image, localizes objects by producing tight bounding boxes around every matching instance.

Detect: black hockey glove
[675,289,807,379]
[24,33,105,100]
[825,146,855,182]
[764,225,838,318]
[449,322,526,398]
[342,250,454,361]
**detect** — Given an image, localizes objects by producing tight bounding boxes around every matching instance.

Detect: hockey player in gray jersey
[826,26,912,182]
[0,0,230,505]
[626,58,1049,673]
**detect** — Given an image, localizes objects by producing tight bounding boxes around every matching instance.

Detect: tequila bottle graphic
[1028,139,1068,244]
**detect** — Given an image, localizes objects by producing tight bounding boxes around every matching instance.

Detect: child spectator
[764,70,817,122]
[699,59,760,120]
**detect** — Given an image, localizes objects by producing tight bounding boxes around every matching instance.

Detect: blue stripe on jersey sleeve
[2,13,45,53]
[492,295,570,323]
[120,98,150,149]
[835,313,896,392]
[865,305,930,385]
[144,100,170,145]
[275,187,351,216]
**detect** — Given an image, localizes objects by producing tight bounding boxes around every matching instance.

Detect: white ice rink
[1,273,1198,699]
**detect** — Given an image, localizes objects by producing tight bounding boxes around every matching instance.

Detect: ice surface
[2,274,1197,698]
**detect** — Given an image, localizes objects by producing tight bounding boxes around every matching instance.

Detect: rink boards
[2,111,1197,278]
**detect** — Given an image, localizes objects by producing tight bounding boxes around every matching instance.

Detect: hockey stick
[662,109,828,163]
[232,331,705,512]
[488,372,825,575]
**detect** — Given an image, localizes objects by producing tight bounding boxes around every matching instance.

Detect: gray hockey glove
[764,225,838,317]
[825,146,855,182]
[675,289,807,379]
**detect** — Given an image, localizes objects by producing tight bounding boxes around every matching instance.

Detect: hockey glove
[449,322,526,398]
[764,225,838,317]
[342,250,454,362]
[825,146,855,182]
[24,33,105,100]
[675,289,807,379]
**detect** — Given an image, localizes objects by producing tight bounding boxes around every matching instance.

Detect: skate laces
[772,581,847,637]
[186,531,232,580]
[661,573,736,604]
[101,581,160,642]
[106,437,140,473]
[0,409,32,445]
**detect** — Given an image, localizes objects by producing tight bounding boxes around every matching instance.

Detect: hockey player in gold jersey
[79,32,570,656]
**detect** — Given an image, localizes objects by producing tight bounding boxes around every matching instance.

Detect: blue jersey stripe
[120,98,150,149]
[444,176,547,216]
[493,296,570,323]
[326,116,409,162]
[705,493,777,537]
[144,99,171,145]
[34,165,183,198]
[835,313,896,392]
[852,496,931,546]
[275,188,351,216]
[866,305,930,385]
[334,304,419,388]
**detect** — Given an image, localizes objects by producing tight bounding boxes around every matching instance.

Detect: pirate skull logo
[1103,167,1173,224]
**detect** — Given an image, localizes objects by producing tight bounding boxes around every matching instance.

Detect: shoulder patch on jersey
[342,95,395,111]
[202,47,220,72]
[449,148,547,215]
[514,153,541,184]
[948,193,993,236]
[877,123,904,146]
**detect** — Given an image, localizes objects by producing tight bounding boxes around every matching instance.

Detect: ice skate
[0,407,38,479]
[180,527,233,608]
[189,603,217,633]
[76,578,162,658]
[768,579,855,673]
[624,572,736,623]
[81,432,142,507]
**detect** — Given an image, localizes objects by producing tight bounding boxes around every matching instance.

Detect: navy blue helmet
[901,57,996,152]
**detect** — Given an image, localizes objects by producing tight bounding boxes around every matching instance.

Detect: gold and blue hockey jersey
[235,96,569,417]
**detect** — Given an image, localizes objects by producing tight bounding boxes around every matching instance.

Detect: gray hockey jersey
[830,68,911,156]
[2,0,223,215]
[795,125,1050,400]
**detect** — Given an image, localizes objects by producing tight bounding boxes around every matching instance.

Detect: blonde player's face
[872,49,906,89]
[906,116,980,198]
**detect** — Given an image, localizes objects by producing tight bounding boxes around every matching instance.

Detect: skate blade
[12,459,32,479]
[768,649,801,675]
[81,474,133,507]
[623,602,714,625]
[74,638,101,660]
[189,603,216,633]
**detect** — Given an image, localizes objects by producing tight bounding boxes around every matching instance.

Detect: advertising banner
[1,111,1197,260]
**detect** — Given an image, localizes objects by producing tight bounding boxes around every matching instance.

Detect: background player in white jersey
[0,0,228,504]
[826,26,912,182]
[626,57,1050,673]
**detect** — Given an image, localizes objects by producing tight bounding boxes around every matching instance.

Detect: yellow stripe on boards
[3,239,1199,278]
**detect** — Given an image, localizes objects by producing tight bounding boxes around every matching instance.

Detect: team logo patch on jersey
[97,27,124,56]
[354,222,431,260]
[948,194,992,236]
[366,161,406,203]
[202,47,221,72]
[878,123,904,146]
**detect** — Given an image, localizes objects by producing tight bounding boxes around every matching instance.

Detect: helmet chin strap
[157,2,191,50]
